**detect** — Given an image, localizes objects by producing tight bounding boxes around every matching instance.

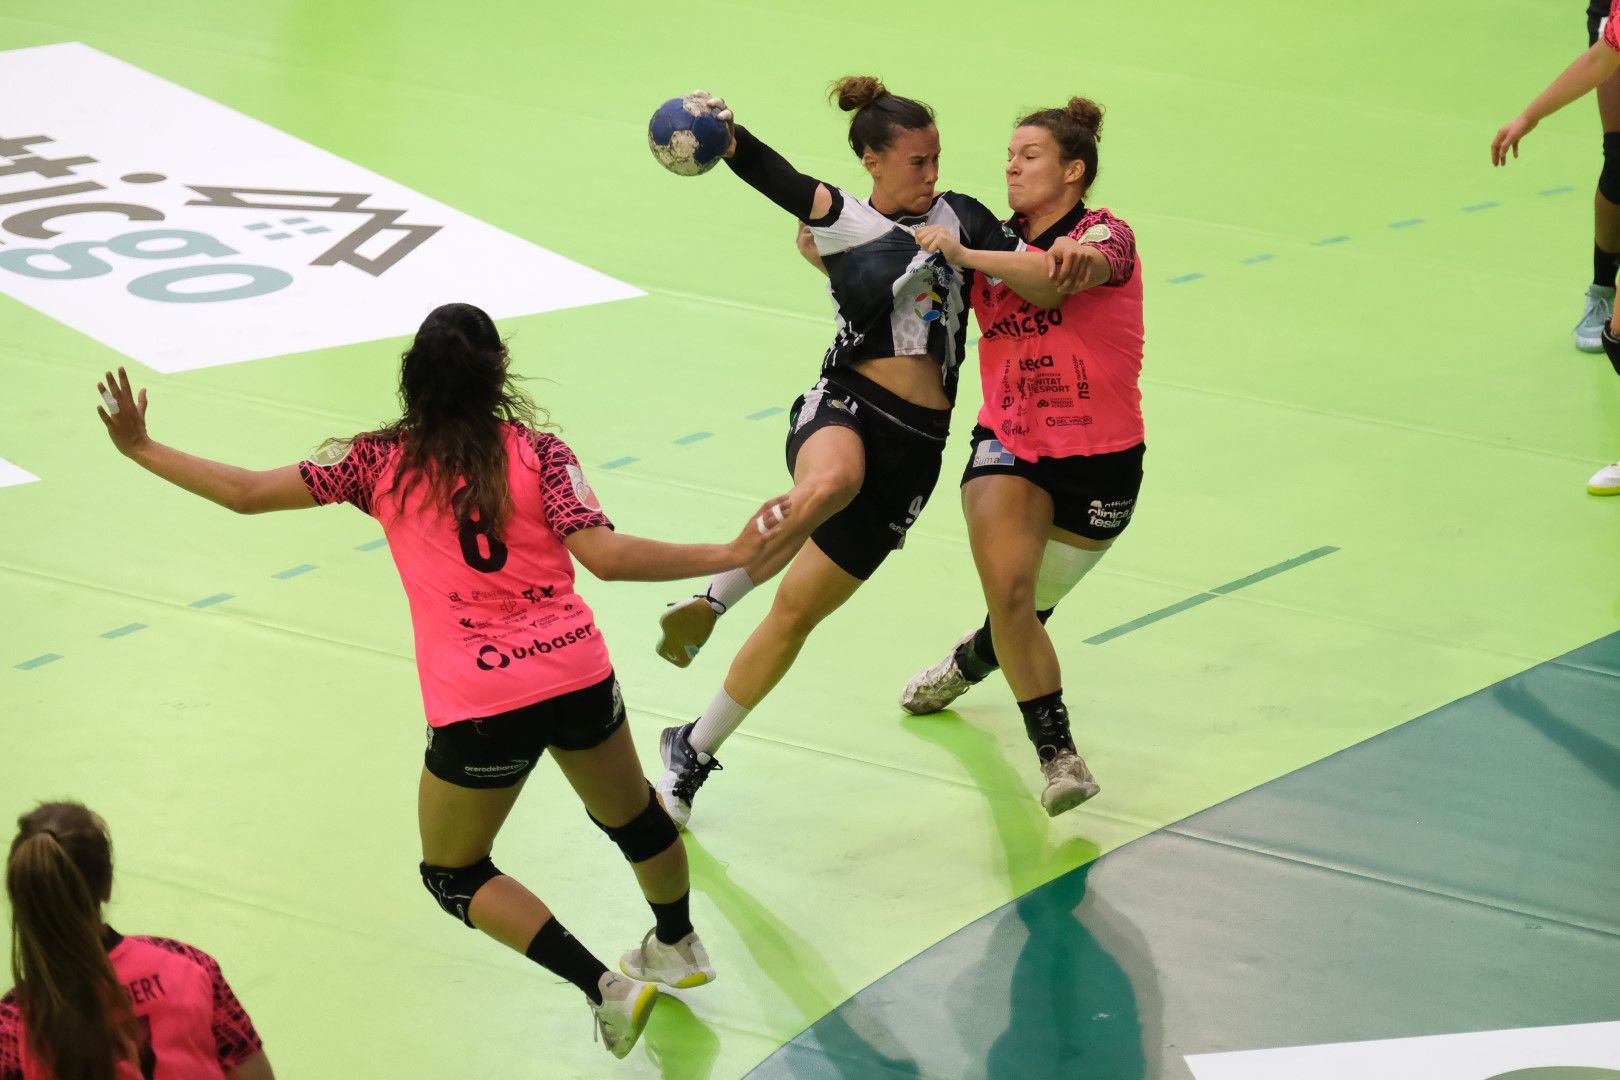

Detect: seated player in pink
[901,98,1146,817]
[2,801,270,1080]
[93,303,793,1059]
[1493,0,1620,496]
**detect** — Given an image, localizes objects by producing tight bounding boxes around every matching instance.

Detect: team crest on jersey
[565,463,601,511]
[1077,223,1112,245]
[307,438,354,467]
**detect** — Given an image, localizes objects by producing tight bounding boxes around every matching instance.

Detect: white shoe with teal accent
[1588,462,1620,495]
[1574,284,1615,352]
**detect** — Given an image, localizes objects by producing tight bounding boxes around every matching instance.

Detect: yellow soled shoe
[620,928,716,990]
[591,972,658,1059]
[1588,463,1620,496]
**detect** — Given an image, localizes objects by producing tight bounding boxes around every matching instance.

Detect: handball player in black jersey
[652,78,1081,827]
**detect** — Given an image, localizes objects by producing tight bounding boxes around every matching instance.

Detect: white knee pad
[1034,541,1105,611]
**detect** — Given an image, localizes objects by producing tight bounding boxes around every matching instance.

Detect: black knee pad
[1600,133,1620,205]
[588,785,679,863]
[420,856,501,927]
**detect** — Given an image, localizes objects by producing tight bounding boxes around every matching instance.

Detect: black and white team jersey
[722,125,1022,405]
[805,188,1023,404]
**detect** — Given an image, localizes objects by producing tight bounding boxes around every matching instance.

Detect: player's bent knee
[1601,133,1620,206]
[797,472,861,517]
[588,784,679,863]
[420,856,502,927]
[987,580,1038,619]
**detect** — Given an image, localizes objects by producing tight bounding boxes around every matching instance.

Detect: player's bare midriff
[852,354,950,411]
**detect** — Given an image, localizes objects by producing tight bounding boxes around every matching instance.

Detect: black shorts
[424,672,624,789]
[785,368,951,580]
[1591,0,1607,45]
[961,427,1145,542]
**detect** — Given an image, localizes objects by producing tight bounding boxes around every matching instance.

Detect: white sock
[701,568,756,615]
[689,690,750,759]
[1034,541,1105,610]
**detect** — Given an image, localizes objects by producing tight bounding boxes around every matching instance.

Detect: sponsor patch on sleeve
[307,438,354,467]
[565,463,602,511]
[1077,223,1113,245]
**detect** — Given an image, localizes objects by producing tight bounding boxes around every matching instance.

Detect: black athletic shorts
[785,367,951,580]
[960,427,1145,542]
[424,672,624,789]
[1590,0,1607,46]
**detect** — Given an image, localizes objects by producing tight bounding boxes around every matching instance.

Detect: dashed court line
[12,184,1559,669]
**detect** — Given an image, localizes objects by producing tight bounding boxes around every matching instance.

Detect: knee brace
[1604,322,1620,377]
[588,785,679,863]
[1600,133,1620,205]
[420,856,501,927]
[1033,541,1106,611]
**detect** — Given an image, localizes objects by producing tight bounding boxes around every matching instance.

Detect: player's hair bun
[832,75,888,112]
[1063,97,1104,138]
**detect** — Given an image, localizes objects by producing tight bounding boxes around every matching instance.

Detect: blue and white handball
[648,93,731,176]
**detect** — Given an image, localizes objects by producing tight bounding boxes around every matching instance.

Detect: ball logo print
[0,43,642,372]
[647,94,731,176]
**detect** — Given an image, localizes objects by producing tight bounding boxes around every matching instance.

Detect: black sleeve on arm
[726,125,841,224]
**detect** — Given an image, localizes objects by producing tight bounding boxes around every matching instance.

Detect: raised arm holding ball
[646,78,1079,829]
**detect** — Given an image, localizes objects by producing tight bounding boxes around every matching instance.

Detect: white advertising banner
[0,42,642,372]
[1186,1021,1620,1080]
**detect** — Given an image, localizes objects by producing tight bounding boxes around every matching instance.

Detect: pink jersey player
[299,424,614,725]
[972,205,1143,461]
[1492,0,1620,494]
[902,97,1146,818]
[95,303,791,1059]
[2,803,268,1080]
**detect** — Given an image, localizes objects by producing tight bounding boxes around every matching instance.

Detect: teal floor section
[750,633,1620,1079]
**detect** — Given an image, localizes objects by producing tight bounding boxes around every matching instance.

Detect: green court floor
[2,2,1617,1077]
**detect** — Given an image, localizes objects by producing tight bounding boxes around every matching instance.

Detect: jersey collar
[1014,199,1088,250]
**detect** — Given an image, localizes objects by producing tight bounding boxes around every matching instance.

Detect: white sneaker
[590,972,658,1059]
[620,927,716,989]
[654,723,721,831]
[656,596,718,668]
[1589,462,1620,495]
[1575,284,1615,352]
[899,631,979,715]
[1039,749,1101,817]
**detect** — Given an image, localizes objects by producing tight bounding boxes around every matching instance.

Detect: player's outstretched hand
[96,367,150,458]
[913,223,965,264]
[1492,114,1537,166]
[690,89,737,155]
[1045,236,1091,293]
[729,495,793,565]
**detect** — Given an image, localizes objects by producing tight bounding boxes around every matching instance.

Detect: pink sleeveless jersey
[299,424,615,725]
[0,934,262,1080]
[973,207,1144,460]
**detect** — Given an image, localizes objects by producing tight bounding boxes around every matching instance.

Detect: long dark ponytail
[356,302,548,534]
[7,802,135,1080]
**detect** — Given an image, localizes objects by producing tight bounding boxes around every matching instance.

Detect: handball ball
[648,95,731,176]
